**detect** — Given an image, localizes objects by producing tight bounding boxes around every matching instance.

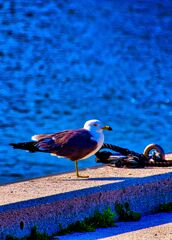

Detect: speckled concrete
[0,163,172,239]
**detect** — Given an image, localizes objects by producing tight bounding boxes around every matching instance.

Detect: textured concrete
[0,164,172,239]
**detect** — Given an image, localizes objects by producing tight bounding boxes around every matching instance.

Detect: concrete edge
[0,170,172,239]
[0,172,171,213]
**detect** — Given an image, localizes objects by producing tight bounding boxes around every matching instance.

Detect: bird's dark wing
[35,129,98,160]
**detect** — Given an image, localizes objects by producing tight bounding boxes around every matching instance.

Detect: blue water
[1,0,172,184]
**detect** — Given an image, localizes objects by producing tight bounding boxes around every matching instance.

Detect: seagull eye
[93,123,98,126]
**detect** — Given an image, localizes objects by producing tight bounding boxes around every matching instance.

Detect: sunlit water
[1,0,172,184]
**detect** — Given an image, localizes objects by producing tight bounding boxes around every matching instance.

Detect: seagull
[10,119,112,178]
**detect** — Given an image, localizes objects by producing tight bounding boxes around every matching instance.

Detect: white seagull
[10,119,112,178]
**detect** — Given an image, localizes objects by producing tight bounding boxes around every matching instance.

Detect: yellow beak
[101,125,112,131]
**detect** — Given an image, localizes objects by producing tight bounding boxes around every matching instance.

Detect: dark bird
[10,119,112,178]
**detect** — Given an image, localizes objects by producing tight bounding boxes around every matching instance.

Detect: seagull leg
[75,160,89,178]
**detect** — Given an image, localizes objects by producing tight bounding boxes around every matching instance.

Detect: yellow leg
[75,160,89,178]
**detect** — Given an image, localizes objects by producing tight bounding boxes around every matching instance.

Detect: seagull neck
[91,130,104,146]
[84,127,103,138]
[83,126,104,147]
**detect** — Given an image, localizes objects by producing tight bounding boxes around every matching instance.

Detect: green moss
[6,227,50,240]
[26,226,50,240]
[56,208,116,236]
[91,208,116,228]
[115,202,141,221]
[158,202,172,212]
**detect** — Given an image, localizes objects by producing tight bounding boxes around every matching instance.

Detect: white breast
[81,132,104,160]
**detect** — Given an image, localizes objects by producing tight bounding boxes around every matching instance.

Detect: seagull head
[84,119,112,133]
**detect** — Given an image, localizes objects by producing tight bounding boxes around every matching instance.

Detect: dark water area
[0,0,172,184]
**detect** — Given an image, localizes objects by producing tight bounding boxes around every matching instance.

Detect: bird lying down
[10,119,112,178]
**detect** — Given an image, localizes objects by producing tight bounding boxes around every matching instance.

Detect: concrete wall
[0,166,171,239]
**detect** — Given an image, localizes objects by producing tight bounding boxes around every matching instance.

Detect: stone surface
[0,164,172,239]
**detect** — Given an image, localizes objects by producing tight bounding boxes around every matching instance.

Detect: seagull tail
[9,142,38,152]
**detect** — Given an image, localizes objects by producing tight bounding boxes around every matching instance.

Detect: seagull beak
[101,126,112,131]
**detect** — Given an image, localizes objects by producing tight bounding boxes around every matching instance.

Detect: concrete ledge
[0,165,172,239]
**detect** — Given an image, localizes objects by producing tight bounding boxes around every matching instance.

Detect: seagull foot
[77,174,89,178]
[75,161,89,178]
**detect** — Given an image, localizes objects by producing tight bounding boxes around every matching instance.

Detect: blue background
[0,0,172,184]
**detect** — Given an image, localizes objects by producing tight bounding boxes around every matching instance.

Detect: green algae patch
[6,227,50,240]
[158,202,172,212]
[115,202,141,222]
[56,208,116,236]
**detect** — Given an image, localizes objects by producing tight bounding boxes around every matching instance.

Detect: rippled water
[1,0,172,184]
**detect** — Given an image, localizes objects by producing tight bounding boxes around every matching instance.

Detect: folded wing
[35,129,98,160]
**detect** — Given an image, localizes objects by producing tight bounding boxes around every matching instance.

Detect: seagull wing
[32,134,53,141]
[35,129,98,160]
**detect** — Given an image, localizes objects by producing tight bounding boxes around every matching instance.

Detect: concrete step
[54,212,172,240]
[0,165,172,239]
